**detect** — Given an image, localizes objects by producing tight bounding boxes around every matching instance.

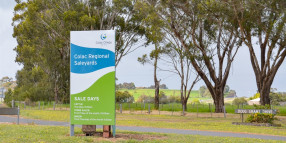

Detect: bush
[246,113,276,124]
[191,99,201,104]
[232,97,247,105]
[136,94,154,103]
[4,88,13,107]
[253,104,271,109]
[249,93,260,100]
[167,96,180,103]
[116,91,134,103]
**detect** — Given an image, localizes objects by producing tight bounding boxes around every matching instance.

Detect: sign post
[70,30,116,136]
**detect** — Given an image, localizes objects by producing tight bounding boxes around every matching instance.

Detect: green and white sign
[70,30,115,125]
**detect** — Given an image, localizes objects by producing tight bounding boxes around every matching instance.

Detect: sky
[1,0,285,97]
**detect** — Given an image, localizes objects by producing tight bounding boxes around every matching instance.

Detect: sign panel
[235,109,277,114]
[70,30,115,125]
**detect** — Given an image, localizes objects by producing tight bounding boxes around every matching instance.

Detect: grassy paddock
[0,124,284,143]
[116,103,286,116]
[20,110,286,136]
[118,89,201,100]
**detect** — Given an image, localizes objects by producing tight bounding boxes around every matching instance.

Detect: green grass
[115,103,286,116]
[21,110,70,122]
[0,124,284,143]
[118,89,203,101]
[20,110,286,137]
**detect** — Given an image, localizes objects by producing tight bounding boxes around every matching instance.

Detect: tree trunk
[54,81,58,104]
[182,99,187,111]
[154,53,159,110]
[259,84,271,105]
[154,81,159,109]
[213,87,224,113]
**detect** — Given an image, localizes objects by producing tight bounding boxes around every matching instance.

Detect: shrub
[136,94,154,103]
[116,91,134,103]
[253,104,271,109]
[191,99,201,104]
[249,93,260,100]
[168,96,181,103]
[246,113,276,124]
[232,97,247,105]
[4,88,13,107]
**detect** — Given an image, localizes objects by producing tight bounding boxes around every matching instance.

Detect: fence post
[210,104,212,118]
[197,104,199,118]
[129,103,131,113]
[182,105,185,116]
[120,104,122,114]
[38,101,41,110]
[12,100,14,108]
[53,102,55,110]
[172,103,174,116]
[223,106,226,118]
[141,103,143,114]
[158,104,160,115]
[17,105,20,125]
[148,104,150,114]
[24,102,26,109]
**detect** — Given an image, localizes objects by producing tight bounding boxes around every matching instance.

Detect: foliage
[116,91,134,103]
[190,99,201,104]
[253,104,271,109]
[147,84,168,89]
[232,97,247,106]
[199,86,211,97]
[224,85,230,94]
[168,96,181,103]
[4,88,13,107]
[246,113,276,124]
[12,0,145,103]
[136,94,154,103]
[117,82,136,90]
[249,93,260,100]
[225,90,237,98]
[270,92,286,105]
[229,0,286,105]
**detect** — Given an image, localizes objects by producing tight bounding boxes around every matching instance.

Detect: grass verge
[20,110,286,136]
[0,124,284,143]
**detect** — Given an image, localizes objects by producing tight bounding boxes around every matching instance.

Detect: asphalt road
[0,115,286,141]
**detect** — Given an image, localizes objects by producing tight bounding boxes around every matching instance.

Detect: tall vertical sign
[70,30,115,126]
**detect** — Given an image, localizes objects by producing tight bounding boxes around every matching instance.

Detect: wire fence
[10,100,286,117]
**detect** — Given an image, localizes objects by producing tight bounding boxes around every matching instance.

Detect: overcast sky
[1,0,285,97]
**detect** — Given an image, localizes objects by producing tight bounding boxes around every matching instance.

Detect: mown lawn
[0,124,284,143]
[20,110,286,137]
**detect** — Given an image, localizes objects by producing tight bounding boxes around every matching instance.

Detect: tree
[137,2,166,110]
[161,43,200,110]
[224,85,230,94]
[232,97,247,106]
[12,0,146,103]
[141,0,241,112]
[230,0,286,105]
[116,91,134,103]
[138,47,163,109]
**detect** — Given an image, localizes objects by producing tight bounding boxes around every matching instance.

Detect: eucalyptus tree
[140,0,241,112]
[136,1,200,110]
[229,0,286,105]
[161,44,201,110]
[12,0,145,102]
